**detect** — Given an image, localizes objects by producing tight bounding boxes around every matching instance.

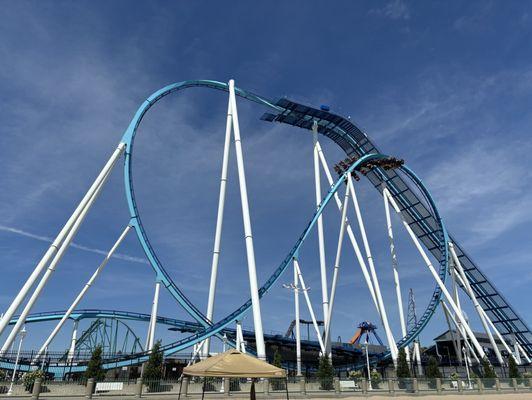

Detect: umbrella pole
[285,376,290,400]
[201,377,206,400]
[177,375,183,400]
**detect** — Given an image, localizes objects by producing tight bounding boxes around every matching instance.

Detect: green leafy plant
[450,372,459,381]
[22,370,45,393]
[271,349,285,390]
[85,345,105,382]
[508,356,522,384]
[425,356,442,388]
[317,355,334,390]
[348,370,363,380]
[143,340,164,392]
[370,370,381,388]
[396,348,411,388]
[481,358,497,388]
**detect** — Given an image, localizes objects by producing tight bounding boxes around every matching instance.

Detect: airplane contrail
[0,224,148,264]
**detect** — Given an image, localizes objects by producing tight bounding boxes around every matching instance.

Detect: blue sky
[0,1,531,353]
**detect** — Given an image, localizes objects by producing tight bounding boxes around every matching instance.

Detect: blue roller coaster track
[4,80,530,373]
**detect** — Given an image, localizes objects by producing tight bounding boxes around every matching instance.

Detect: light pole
[365,336,372,390]
[462,347,472,389]
[7,325,27,396]
[283,267,309,377]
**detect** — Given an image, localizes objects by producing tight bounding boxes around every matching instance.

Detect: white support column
[228,79,265,360]
[384,190,487,360]
[0,143,126,338]
[516,341,531,364]
[146,280,161,352]
[323,185,350,355]
[311,121,330,352]
[449,243,505,365]
[383,188,410,362]
[348,176,398,364]
[294,262,302,376]
[449,265,464,364]
[34,225,132,361]
[67,320,79,362]
[413,341,423,376]
[203,95,233,358]
[293,259,326,354]
[235,321,246,353]
[441,298,463,362]
[315,143,379,311]
[1,163,112,354]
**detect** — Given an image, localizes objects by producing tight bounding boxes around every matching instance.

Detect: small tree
[271,349,285,390]
[143,340,164,392]
[22,370,45,392]
[370,369,382,388]
[508,356,521,384]
[317,355,334,390]
[481,357,497,388]
[396,348,411,388]
[425,356,442,388]
[85,345,105,382]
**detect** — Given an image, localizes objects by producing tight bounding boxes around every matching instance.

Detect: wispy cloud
[0,224,148,264]
[369,0,410,20]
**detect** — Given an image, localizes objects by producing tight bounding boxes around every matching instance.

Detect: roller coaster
[0,80,530,377]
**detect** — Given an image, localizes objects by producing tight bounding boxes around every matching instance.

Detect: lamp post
[462,347,472,389]
[7,325,27,396]
[365,336,372,390]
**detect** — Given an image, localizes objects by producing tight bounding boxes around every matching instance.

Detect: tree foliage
[271,349,285,390]
[317,355,334,390]
[85,345,105,382]
[481,357,497,387]
[143,340,164,381]
[508,356,521,383]
[396,348,411,378]
[426,356,442,379]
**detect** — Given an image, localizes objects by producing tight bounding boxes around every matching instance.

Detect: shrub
[508,356,522,384]
[85,346,105,382]
[523,372,532,386]
[271,349,286,390]
[317,355,334,390]
[348,370,363,380]
[370,370,382,388]
[425,356,442,388]
[143,341,164,392]
[396,348,410,388]
[481,358,497,388]
[22,370,45,392]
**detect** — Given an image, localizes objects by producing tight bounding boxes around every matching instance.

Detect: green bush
[396,348,410,388]
[425,356,442,388]
[348,370,363,380]
[317,355,334,390]
[271,349,286,390]
[481,358,497,388]
[85,346,105,382]
[508,356,522,384]
[22,370,45,392]
[370,370,382,388]
[143,341,164,392]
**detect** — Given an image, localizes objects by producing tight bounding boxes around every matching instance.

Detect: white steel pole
[383,188,410,362]
[34,225,132,361]
[294,261,302,376]
[449,243,506,365]
[449,266,464,364]
[323,185,350,355]
[311,121,330,352]
[0,143,126,338]
[236,321,246,353]
[67,320,79,362]
[202,95,233,358]
[365,336,372,390]
[7,326,26,396]
[228,79,265,360]
[1,166,110,354]
[293,259,326,354]
[146,280,161,352]
[384,190,487,360]
[413,341,423,376]
[348,176,398,363]
[315,143,379,310]
[516,342,531,364]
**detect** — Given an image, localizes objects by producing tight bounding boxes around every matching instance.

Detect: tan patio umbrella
[178,349,288,399]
